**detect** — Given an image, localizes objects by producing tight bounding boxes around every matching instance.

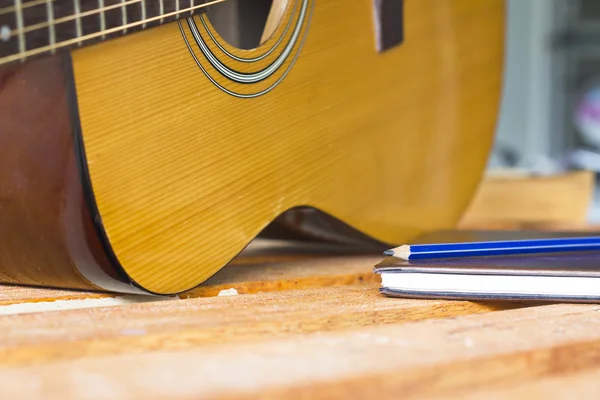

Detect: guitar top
[0,0,505,295]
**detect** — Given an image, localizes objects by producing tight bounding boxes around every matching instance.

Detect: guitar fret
[0,0,211,66]
[46,0,54,49]
[14,0,25,53]
[72,0,81,45]
[97,0,105,38]
[120,0,125,32]
[140,0,144,28]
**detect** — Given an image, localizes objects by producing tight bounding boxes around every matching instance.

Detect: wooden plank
[0,239,383,306]
[0,285,521,366]
[0,285,112,306]
[0,301,598,398]
[453,368,600,399]
[459,170,594,228]
[188,253,382,297]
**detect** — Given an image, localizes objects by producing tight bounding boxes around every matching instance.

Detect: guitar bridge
[373,0,404,52]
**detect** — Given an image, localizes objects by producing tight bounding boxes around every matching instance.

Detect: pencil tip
[383,249,394,256]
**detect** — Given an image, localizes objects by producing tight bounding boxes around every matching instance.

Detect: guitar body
[0,0,504,294]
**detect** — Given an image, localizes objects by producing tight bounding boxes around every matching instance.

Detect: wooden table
[2,237,600,399]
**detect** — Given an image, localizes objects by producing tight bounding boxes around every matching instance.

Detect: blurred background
[491,0,600,221]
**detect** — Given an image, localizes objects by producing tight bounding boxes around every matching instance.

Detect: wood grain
[2,237,599,398]
[0,238,380,305]
[188,254,382,297]
[2,298,600,399]
[0,285,525,367]
[0,285,111,306]
[451,367,600,400]
[71,0,505,294]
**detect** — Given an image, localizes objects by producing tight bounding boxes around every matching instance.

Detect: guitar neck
[0,0,212,66]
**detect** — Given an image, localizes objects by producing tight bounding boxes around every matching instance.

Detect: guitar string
[0,0,56,16]
[2,0,230,35]
[5,0,147,36]
[0,0,228,64]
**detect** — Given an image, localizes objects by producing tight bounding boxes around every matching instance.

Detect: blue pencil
[383,236,600,260]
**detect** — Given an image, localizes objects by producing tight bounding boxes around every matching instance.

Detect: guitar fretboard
[0,0,212,66]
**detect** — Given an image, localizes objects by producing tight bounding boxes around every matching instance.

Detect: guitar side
[0,55,143,294]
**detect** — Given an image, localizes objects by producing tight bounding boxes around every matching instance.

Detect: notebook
[374,230,600,303]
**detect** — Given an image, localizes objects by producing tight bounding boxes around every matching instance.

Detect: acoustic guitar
[0,0,504,295]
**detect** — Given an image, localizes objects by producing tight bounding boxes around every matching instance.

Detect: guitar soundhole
[206,0,288,50]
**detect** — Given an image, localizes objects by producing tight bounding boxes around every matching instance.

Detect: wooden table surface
[2,236,600,399]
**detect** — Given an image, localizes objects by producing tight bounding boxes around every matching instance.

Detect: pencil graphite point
[384,245,411,260]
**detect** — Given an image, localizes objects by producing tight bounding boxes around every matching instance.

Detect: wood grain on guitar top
[69,0,505,294]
